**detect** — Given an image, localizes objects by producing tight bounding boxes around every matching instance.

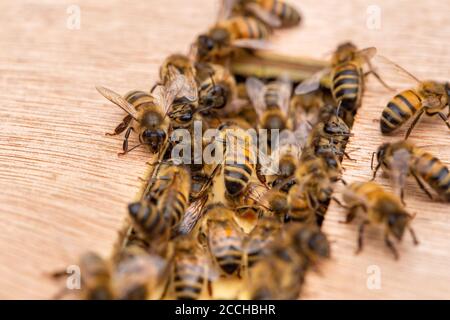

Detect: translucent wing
[96,86,138,119]
[218,0,237,21]
[294,68,331,95]
[153,75,187,116]
[357,47,377,61]
[232,39,276,51]
[245,2,282,28]
[391,148,411,197]
[178,196,208,236]
[244,181,270,209]
[372,54,422,86]
[245,77,267,119]
[167,65,198,103]
[275,75,293,117]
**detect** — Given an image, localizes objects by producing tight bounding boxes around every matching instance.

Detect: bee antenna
[335,101,342,117]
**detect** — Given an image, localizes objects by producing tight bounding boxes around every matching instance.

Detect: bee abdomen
[233,16,270,39]
[380,90,421,134]
[415,153,450,201]
[216,249,243,275]
[224,164,253,196]
[271,0,301,27]
[173,268,205,300]
[332,65,360,112]
[162,191,187,227]
[124,90,154,109]
[128,202,167,239]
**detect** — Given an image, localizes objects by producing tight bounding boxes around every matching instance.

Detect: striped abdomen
[226,16,271,40]
[128,201,168,240]
[124,90,155,109]
[331,63,362,113]
[173,258,206,300]
[257,0,301,27]
[380,90,422,134]
[287,185,316,225]
[224,132,255,197]
[264,82,283,108]
[413,149,450,201]
[212,238,244,275]
[160,188,188,228]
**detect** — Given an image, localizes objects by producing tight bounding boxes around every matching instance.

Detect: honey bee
[171,235,215,300]
[372,141,450,202]
[96,72,191,154]
[247,243,307,299]
[245,215,282,268]
[196,62,239,115]
[287,183,317,225]
[230,0,302,29]
[378,58,450,138]
[128,165,191,242]
[157,54,198,104]
[203,203,245,276]
[246,76,293,134]
[113,245,169,300]
[195,1,272,63]
[285,222,331,265]
[342,181,419,259]
[52,252,113,300]
[295,42,391,116]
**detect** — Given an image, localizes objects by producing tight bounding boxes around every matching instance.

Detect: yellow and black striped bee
[373,140,450,202]
[128,165,191,242]
[96,70,193,154]
[295,42,391,117]
[287,183,317,225]
[378,59,450,138]
[195,9,271,63]
[195,62,239,115]
[203,203,245,276]
[228,0,301,29]
[342,181,419,260]
[52,252,113,300]
[171,235,214,300]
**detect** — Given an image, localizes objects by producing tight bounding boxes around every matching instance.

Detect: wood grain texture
[0,0,449,299]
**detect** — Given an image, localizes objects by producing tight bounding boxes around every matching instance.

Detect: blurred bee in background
[170,235,215,300]
[128,165,191,243]
[285,222,331,266]
[245,215,282,268]
[247,242,307,300]
[342,181,419,260]
[373,141,450,202]
[231,0,302,29]
[195,0,272,63]
[113,244,169,300]
[295,43,392,122]
[202,204,245,276]
[97,71,192,154]
[246,76,293,137]
[377,58,450,138]
[52,252,113,300]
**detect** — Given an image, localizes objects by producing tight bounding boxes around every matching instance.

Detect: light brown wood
[0,0,449,299]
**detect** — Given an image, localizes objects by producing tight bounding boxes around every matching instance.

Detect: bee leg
[339,204,363,224]
[400,188,406,206]
[355,220,369,254]
[384,234,399,260]
[371,162,381,181]
[343,151,356,162]
[408,227,419,245]
[106,115,132,136]
[331,197,348,209]
[364,70,394,91]
[120,127,133,154]
[411,171,434,200]
[207,280,213,297]
[405,108,425,140]
[436,111,450,129]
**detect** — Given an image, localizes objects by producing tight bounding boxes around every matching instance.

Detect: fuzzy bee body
[331,61,363,114]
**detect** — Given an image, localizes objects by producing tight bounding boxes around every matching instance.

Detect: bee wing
[372,54,422,86]
[245,77,267,119]
[178,196,208,236]
[167,65,198,102]
[232,39,276,51]
[245,181,270,209]
[245,2,282,28]
[357,47,377,61]
[391,149,411,197]
[294,68,331,95]
[276,75,293,117]
[218,0,237,21]
[96,86,138,120]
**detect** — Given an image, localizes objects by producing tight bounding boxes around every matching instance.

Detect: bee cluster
[54,0,450,300]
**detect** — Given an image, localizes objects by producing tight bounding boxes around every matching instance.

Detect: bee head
[323,116,350,136]
[333,41,358,64]
[142,129,166,153]
[387,212,410,241]
[376,142,389,166]
[200,83,228,110]
[196,28,230,61]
